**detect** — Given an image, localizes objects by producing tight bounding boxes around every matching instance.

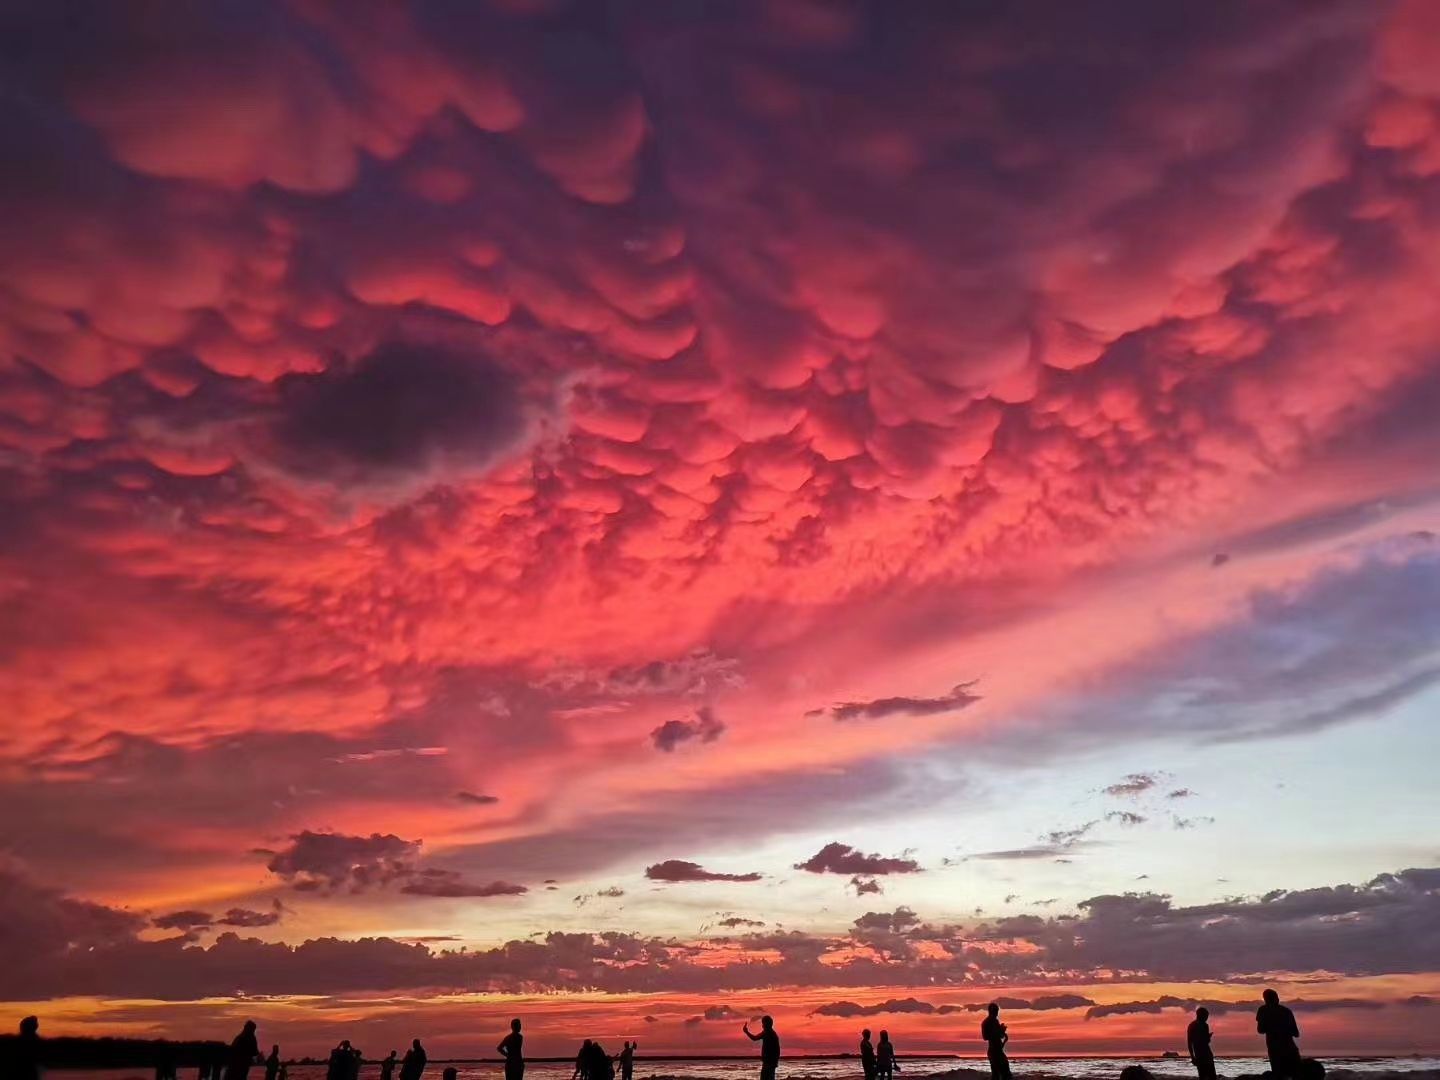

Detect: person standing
[981,1003,1011,1080]
[264,1047,281,1080]
[1256,990,1301,1080]
[10,1016,42,1080]
[498,1019,524,1080]
[400,1041,426,1080]
[742,1016,780,1080]
[876,1032,897,1080]
[859,1030,876,1080]
[572,1041,592,1080]
[619,1043,636,1080]
[225,1022,261,1080]
[381,1052,398,1080]
[1187,1008,1216,1080]
[329,1043,353,1080]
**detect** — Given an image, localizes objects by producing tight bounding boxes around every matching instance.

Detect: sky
[2,0,1440,1061]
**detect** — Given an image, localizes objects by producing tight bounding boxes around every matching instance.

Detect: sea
[52,1058,1440,1080]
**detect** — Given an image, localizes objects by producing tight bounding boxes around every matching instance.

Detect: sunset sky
[2,0,1440,1061]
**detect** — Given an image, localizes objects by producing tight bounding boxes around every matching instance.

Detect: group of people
[567,1037,638,1080]
[7,989,1317,1080]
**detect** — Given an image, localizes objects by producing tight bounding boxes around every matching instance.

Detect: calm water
[54,1058,1440,1080]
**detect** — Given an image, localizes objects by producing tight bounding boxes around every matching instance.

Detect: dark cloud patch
[716,916,765,929]
[399,872,527,899]
[650,706,725,752]
[814,682,980,722]
[1103,773,1157,798]
[217,903,284,928]
[265,830,420,893]
[795,843,920,876]
[853,908,920,934]
[813,997,939,1018]
[850,876,883,896]
[645,860,762,883]
[268,343,529,494]
[152,910,214,933]
[1106,811,1146,827]
[1086,996,1388,1020]
[456,791,500,805]
[1167,789,1195,800]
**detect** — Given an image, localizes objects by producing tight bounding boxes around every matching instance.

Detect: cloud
[850,876,884,896]
[399,872,527,899]
[217,904,285,928]
[1085,996,1388,1020]
[650,707,726,752]
[153,910,214,933]
[717,917,766,929]
[1103,774,1158,798]
[795,843,920,876]
[1167,789,1196,800]
[2,864,1438,1001]
[265,831,421,893]
[813,997,939,1018]
[265,343,533,498]
[644,860,762,883]
[1105,811,1146,827]
[815,682,980,722]
[456,792,500,805]
[852,908,921,934]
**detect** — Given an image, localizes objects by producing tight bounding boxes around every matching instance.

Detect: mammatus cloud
[645,860,762,883]
[650,707,726,752]
[3,1,1440,1043]
[795,844,920,876]
[810,683,980,722]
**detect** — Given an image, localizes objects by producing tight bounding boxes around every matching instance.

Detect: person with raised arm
[742,1016,780,1080]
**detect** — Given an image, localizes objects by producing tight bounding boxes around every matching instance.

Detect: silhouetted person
[9,1016,42,1080]
[860,1030,876,1080]
[381,1052,398,1080]
[225,1022,260,1080]
[619,1043,636,1080]
[1187,1008,1216,1080]
[498,1019,524,1080]
[586,1042,613,1080]
[981,1003,1011,1080]
[1256,990,1300,1080]
[573,1040,593,1080]
[742,1015,780,1080]
[264,1047,281,1080]
[328,1043,352,1080]
[443,1069,457,1080]
[156,1042,178,1080]
[877,1031,897,1080]
[400,1040,426,1080]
